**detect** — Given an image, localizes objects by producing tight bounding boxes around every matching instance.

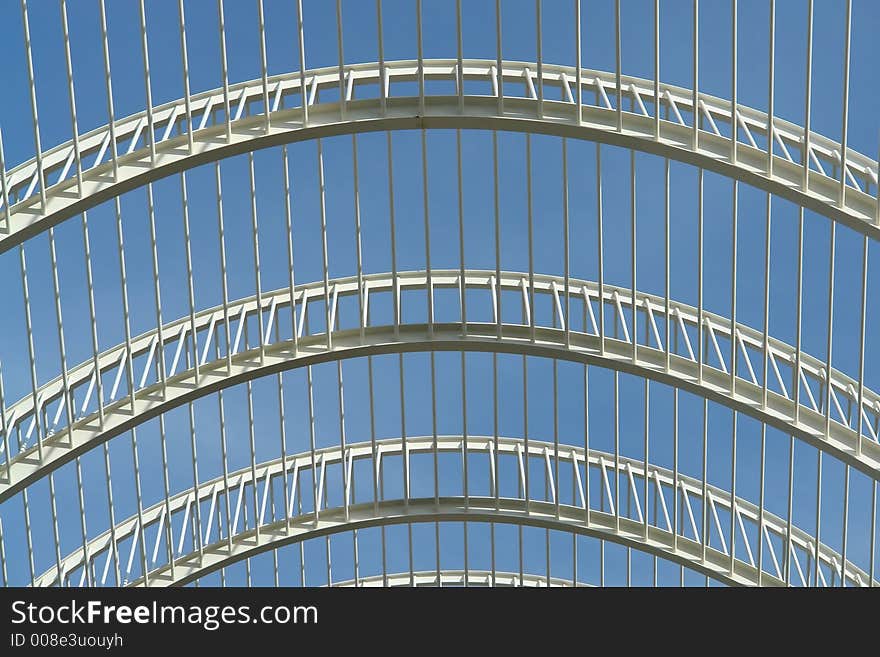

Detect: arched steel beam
[3,270,878,504]
[327,571,590,588]
[0,60,877,253]
[34,437,871,589]
[136,499,757,588]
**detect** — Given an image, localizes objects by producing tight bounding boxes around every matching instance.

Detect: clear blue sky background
[0,1,877,586]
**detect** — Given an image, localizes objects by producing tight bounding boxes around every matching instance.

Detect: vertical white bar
[177,0,194,150]
[697,168,704,382]
[399,354,408,504]
[644,380,650,539]
[803,0,813,190]
[246,382,259,541]
[297,0,308,125]
[258,0,271,133]
[731,181,738,393]
[98,0,120,178]
[553,358,560,519]
[47,230,71,582]
[20,0,47,210]
[495,0,503,115]
[824,221,837,438]
[218,0,233,140]
[335,0,346,120]
[248,153,266,361]
[664,159,671,371]
[376,0,386,116]
[840,465,850,586]
[856,237,868,454]
[337,361,349,520]
[316,141,332,349]
[79,240,105,424]
[701,398,708,564]
[0,126,9,228]
[614,0,621,131]
[0,366,10,484]
[60,0,83,195]
[0,518,7,586]
[563,138,570,348]
[869,481,876,586]
[217,391,233,552]
[21,490,35,585]
[158,415,175,579]
[18,245,43,461]
[416,0,425,116]
[813,452,823,586]
[673,390,679,553]
[138,0,156,164]
[129,426,149,585]
[692,0,699,149]
[422,130,433,335]
[614,373,620,532]
[527,136,535,343]
[282,146,298,353]
[631,150,637,363]
[368,355,379,518]
[181,172,199,385]
[456,0,464,115]
[597,145,605,352]
[306,365,318,521]
[761,202,772,409]
[575,0,582,126]
[215,163,233,374]
[494,132,502,339]
[584,365,590,526]
[456,132,466,335]
[431,353,439,507]
[654,0,660,140]
[731,0,737,163]
[756,423,767,584]
[186,402,203,559]
[461,350,469,508]
[146,184,167,394]
[839,0,852,206]
[387,134,399,337]
[767,1,775,176]
[784,434,794,584]
[536,0,543,119]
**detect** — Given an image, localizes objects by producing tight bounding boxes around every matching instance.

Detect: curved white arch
[326,571,589,588]
[34,436,871,589]
[1,60,878,253]
[3,270,878,505]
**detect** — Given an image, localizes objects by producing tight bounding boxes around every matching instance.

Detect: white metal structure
[0,0,877,588]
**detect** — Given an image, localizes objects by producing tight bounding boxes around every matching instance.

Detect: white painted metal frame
[2,269,879,507]
[32,436,872,589]
[0,60,878,251]
[0,0,874,589]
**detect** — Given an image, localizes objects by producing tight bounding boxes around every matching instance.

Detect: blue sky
[0,1,877,587]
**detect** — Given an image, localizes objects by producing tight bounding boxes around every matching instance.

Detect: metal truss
[1,0,875,589]
[32,436,873,589]
[328,571,589,588]
[1,59,879,253]
[3,270,879,507]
